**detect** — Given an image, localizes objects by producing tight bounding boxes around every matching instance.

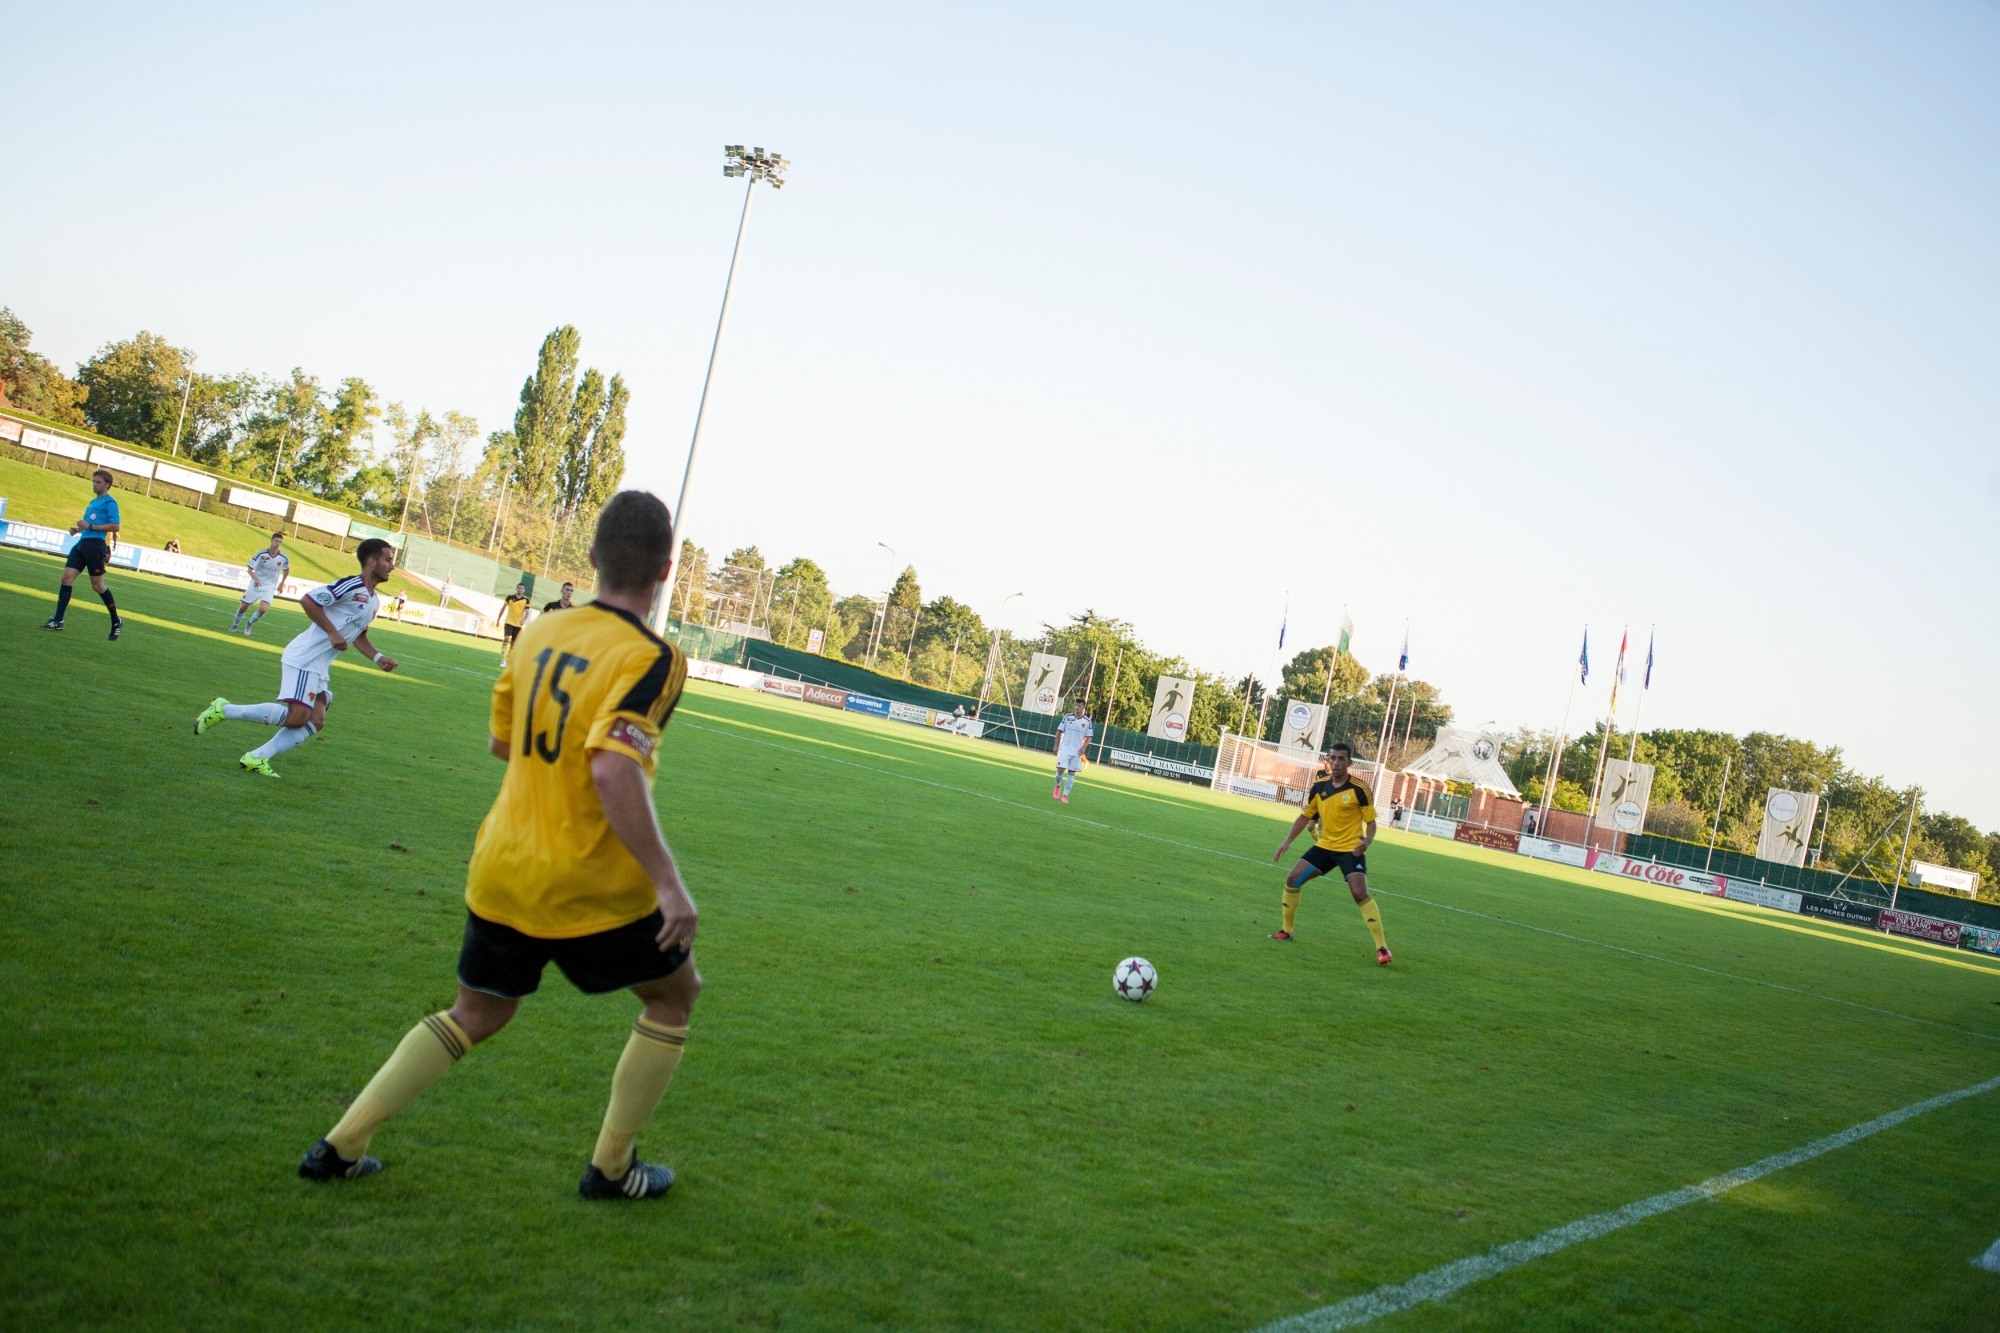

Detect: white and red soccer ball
[1113,956,1157,1002]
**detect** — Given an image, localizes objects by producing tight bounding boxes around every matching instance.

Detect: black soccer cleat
[108,619,123,641]
[39,617,64,631]
[298,1137,383,1181]
[579,1156,675,1200]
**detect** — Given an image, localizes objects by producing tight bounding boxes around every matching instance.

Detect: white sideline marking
[1977,1236,2000,1273]
[681,718,2000,1047]
[1249,1074,2000,1331]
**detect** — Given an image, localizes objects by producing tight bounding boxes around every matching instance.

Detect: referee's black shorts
[1301,846,1367,879]
[65,539,109,576]
[458,910,688,999]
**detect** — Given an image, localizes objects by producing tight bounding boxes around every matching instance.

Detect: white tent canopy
[1398,727,1521,797]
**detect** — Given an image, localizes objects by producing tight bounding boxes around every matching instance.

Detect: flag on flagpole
[1276,597,1288,651]
[1579,629,1589,684]
[1643,630,1654,689]
[1609,628,1628,712]
[1398,627,1409,673]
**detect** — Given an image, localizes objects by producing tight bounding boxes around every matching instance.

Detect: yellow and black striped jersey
[465,602,687,938]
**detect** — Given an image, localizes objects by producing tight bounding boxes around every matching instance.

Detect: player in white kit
[194,539,400,777]
[230,532,291,635]
[1052,700,1093,804]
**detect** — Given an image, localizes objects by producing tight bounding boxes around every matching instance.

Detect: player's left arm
[1357,817,1379,852]
[352,630,398,673]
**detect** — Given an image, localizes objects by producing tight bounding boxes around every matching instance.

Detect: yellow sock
[326,1012,469,1160]
[591,1019,688,1176]
[1281,888,1300,934]
[1358,896,1387,950]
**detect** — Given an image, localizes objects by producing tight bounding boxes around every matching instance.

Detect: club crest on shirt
[608,718,655,758]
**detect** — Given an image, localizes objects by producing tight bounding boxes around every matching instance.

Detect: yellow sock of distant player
[1281,888,1300,934]
[326,1012,469,1160]
[1358,896,1387,950]
[591,1019,689,1176]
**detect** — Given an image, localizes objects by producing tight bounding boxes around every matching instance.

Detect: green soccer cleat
[195,698,229,735]
[298,1138,382,1181]
[240,753,280,778]
[578,1156,675,1200]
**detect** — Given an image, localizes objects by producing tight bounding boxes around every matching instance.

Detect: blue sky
[7,3,1997,824]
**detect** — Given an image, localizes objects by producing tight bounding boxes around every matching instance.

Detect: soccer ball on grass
[1113,956,1157,1002]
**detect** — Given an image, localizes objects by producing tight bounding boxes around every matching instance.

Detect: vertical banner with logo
[1148,675,1195,741]
[1593,759,1656,833]
[1280,699,1328,751]
[1021,653,1067,714]
[1756,789,1820,866]
[805,627,825,654]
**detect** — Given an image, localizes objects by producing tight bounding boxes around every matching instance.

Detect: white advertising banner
[1756,789,1820,866]
[292,501,349,536]
[1590,852,1725,895]
[152,462,218,495]
[1146,675,1195,741]
[25,429,90,462]
[1910,860,1979,896]
[1021,652,1067,714]
[1279,698,1329,752]
[1403,812,1459,839]
[88,444,156,478]
[1593,760,1656,833]
[1722,880,1804,913]
[1518,836,1590,867]
[227,486,289,516]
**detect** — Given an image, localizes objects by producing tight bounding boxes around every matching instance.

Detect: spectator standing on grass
[39,468,123,640]
[1052,699,1092,804]
[543,581,575,613]
[393,590,408,622]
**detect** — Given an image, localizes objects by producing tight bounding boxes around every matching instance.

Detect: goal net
[1212,733,1321,808]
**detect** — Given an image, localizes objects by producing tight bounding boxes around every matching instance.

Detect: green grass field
[4,543,1999,1332]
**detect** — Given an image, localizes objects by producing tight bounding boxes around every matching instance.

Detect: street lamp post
[869,541,896,670]
[653,145,789,634]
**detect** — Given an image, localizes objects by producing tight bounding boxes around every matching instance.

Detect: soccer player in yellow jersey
[299,491,701,1199]
[497,582,531,664]
[1270,741,1392,964]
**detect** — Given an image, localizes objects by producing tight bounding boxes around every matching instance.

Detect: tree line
[667,543,1454,752]
[0,308,623,583]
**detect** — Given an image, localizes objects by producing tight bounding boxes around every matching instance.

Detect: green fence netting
[1622,833,1896,904]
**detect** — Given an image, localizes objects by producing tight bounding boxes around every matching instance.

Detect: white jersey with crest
[246,548,291,596]
[280,575,381,676]
[1055,712,1093,770]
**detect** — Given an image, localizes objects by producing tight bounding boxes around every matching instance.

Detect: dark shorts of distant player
[502,623,522,642]
[65,539,109,576]
[1300,846,1366,879]
[458,909,689,999]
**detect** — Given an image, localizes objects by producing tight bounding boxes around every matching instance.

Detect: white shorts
[244,583,280,605]
[1056,751,1085,773]
[278,654,333,706]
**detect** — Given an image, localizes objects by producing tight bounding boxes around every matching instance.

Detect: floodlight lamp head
[723,143,789,189]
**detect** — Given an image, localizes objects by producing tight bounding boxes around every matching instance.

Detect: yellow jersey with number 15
[465,602,687,939]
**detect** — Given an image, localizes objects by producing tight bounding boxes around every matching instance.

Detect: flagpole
[1258,593,1289,741]
[1623,628,1654,766]
[1539,629,1585,833]
[1372,620,1407,790]
[1584,627,1628,847]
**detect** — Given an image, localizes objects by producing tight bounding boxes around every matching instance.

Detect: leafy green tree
[771,557,832,649]
[77,331,196,449]
[909,596,988,693]
[511,326,580,505]
[292,377,379,497]
[0,307,87,425]
[875,567,923,672]
[834,593,882,662]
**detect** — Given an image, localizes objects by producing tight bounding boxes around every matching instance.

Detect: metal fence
[1621,833,1893,905]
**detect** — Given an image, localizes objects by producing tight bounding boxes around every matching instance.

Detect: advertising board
[801,683,848,709]
[136,549,214,583]
[1590,853,1725,895]
[0,417,22,440]
[1960,924,2000,956]
[1,520,74,556]
[761,677,807,701]
[1721,880,1803,913]
[1147,676,1196,742]
[88,444,156,478]
[1403,812,1458,839]
[1796,894,1882,929]
[1454,825,1521,853]
[804,627,824,654]
[1878,909,1962,946]
[886,701,931,725]
[1108,749,1215,782]
[152,462,218,495]
[292,501,350,536]
[24,429,90,461]
[844,692,892,718]
[1518,836,1589,868]
[227,487,288,516]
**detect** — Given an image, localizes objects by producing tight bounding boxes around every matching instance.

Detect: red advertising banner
[1878,909,1963,946]
[801,683,848,709]
[1454,824,1521,853]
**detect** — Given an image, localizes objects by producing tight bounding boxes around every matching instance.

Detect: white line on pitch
[680,717,2000,1046]
[1248,1073,2000,1332]
[1977,1235,2000,1273]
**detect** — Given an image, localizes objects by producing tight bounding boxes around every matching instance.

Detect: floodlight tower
[653,144,789,633]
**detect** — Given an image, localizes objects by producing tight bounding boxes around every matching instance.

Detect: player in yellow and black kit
[1270,741,1392,964]
[299,491,701,1199]
[497,582,531,663]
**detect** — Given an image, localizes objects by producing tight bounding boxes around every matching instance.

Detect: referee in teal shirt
[40,468,124,639]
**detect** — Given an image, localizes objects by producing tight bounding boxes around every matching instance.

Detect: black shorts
[503,623,522,642]
[1301,846,1367,879]
[458,909,689,999]
[65,539,109,576]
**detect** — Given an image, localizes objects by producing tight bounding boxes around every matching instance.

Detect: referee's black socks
[53,583,74,622]
[99,587,118,620]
